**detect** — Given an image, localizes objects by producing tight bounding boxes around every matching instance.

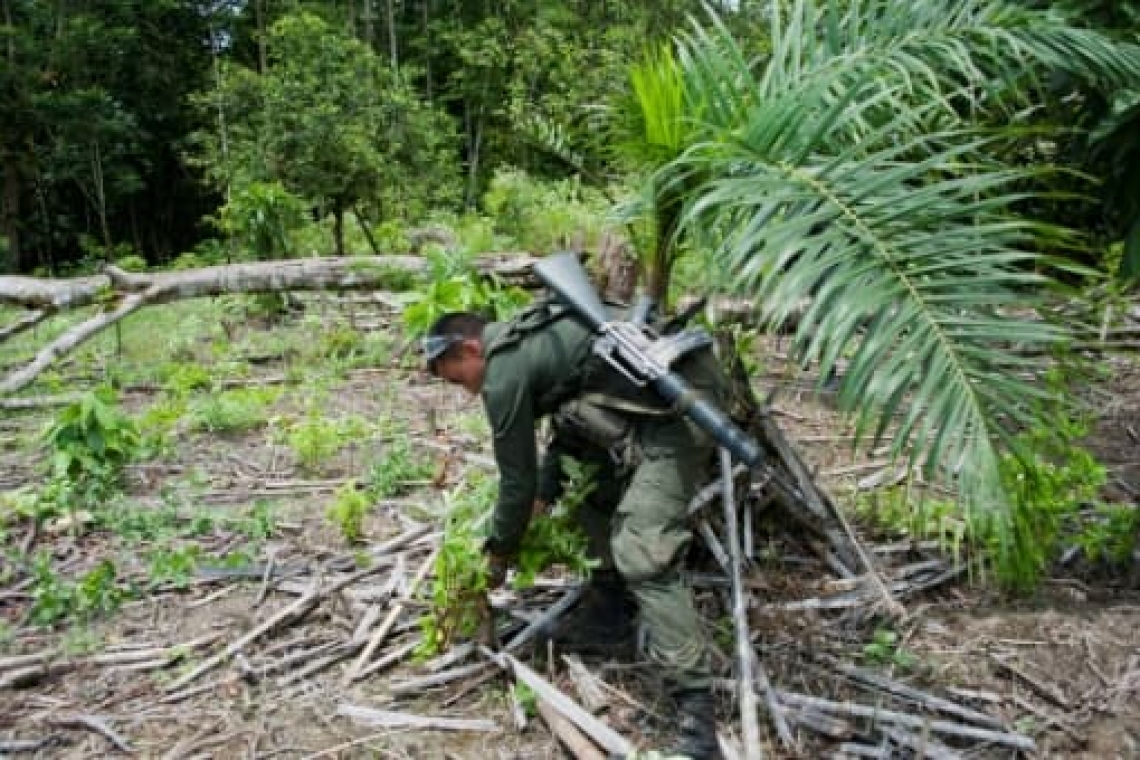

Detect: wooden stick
[47,714,133,754]
[536,697,607,760]
[881,726,963,760]
[483,648,634,757]
[335,704,497,732]
[388,662,494,695]
[775,691,1035,751]
[720,449,763,760]
[562,655,610,714]
[819,654,1005,729]
[503,586,584,653]
[344,548,437,683]
[165,559,389,693]
[751,647,795,749]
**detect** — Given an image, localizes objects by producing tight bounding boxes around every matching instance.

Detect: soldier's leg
[538,457,634,656]
[611,418,722,759]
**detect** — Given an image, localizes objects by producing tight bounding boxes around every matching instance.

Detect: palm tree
[646,0,1140,583]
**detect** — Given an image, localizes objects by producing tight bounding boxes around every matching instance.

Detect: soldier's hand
[486,552,511,589]
[531,499,550,517]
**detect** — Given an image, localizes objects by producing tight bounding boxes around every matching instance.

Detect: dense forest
[1,1,1137,276]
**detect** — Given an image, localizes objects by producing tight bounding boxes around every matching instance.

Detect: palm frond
[666,5,1115,525]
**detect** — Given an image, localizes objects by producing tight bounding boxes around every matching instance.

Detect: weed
[186,387,279,433]
[147,545,201,588]
[856,404,1136,591]
[862,627,918,670]
[401,248,530,337]
[417,464,596,656]
[326,481,371,543]
[28,555,132,627]
[41,387,141,515]
[368,440,433,499]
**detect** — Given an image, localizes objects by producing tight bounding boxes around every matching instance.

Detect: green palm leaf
[659,1,1140,560]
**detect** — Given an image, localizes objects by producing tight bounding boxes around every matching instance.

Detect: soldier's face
[433,340,485,396]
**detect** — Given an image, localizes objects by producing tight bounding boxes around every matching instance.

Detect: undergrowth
[857,400,1138,591]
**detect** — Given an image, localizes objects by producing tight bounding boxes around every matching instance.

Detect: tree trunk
[254,0,267,74]
[333,207,346,256]
[385,0,398,70]
[1,154,21,273]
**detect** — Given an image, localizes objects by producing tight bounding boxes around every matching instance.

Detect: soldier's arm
[482,370,538,557]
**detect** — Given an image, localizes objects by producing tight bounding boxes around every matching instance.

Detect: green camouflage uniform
[480,301,724,692]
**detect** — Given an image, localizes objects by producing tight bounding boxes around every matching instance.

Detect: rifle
[533,252,762,467]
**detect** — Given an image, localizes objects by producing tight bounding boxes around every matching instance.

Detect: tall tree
[0,0,217,272]
[194,11,457,256]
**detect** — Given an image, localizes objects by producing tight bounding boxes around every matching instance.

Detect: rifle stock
[534,252,762,467]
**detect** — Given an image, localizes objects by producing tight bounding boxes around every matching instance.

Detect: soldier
[422,300,725,760]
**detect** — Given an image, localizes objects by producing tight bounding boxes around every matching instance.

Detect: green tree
[0,0,216,273]
[193,11,457,256]
[641,1,1140,572]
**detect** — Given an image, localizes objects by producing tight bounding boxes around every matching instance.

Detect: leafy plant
[326,481,371,543]
[28,555,132,627]
[367,440,433,499]
[417,474,495,657]
[280,411,345,473]
[401,248,531,337]
[858,398,1136,590]
[41,387,141,514]
[862,627,918,670]
[418,463,597,656]
[513,458,598,587]
[186,387,279,433]
[147,545,201,588]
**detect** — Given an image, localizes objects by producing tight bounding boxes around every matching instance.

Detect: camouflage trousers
[572,413,715,693]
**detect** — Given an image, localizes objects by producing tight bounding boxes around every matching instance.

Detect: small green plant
[283,412,344,472]
[862,627,917,670]
[28,555,131,627]
[187,387,279,433]
[147,545,201,588]
[401,249,530,337]
[368,440,433,499]
[41,387,141,514]
[513,458,598,587]
[417,474,495,657]
[326,481,371,543]
[417,464,597,656]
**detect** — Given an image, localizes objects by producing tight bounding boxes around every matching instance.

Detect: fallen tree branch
[483,648,635,758]
[536,697,607,760]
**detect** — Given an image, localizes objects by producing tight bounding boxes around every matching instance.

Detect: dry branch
[719,449,764,760]
[775,691,1036,752]
[483,648,635,758]
[345,548,437,683]
[336,704,498,732]
[537,697,607,760]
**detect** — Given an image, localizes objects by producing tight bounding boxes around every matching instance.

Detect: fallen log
[0,255,538,394]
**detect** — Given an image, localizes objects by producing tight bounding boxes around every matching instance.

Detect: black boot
[669,688,723,760]
[535,573,636,659]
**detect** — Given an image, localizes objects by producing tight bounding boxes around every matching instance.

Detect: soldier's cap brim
[421,333,465,365]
